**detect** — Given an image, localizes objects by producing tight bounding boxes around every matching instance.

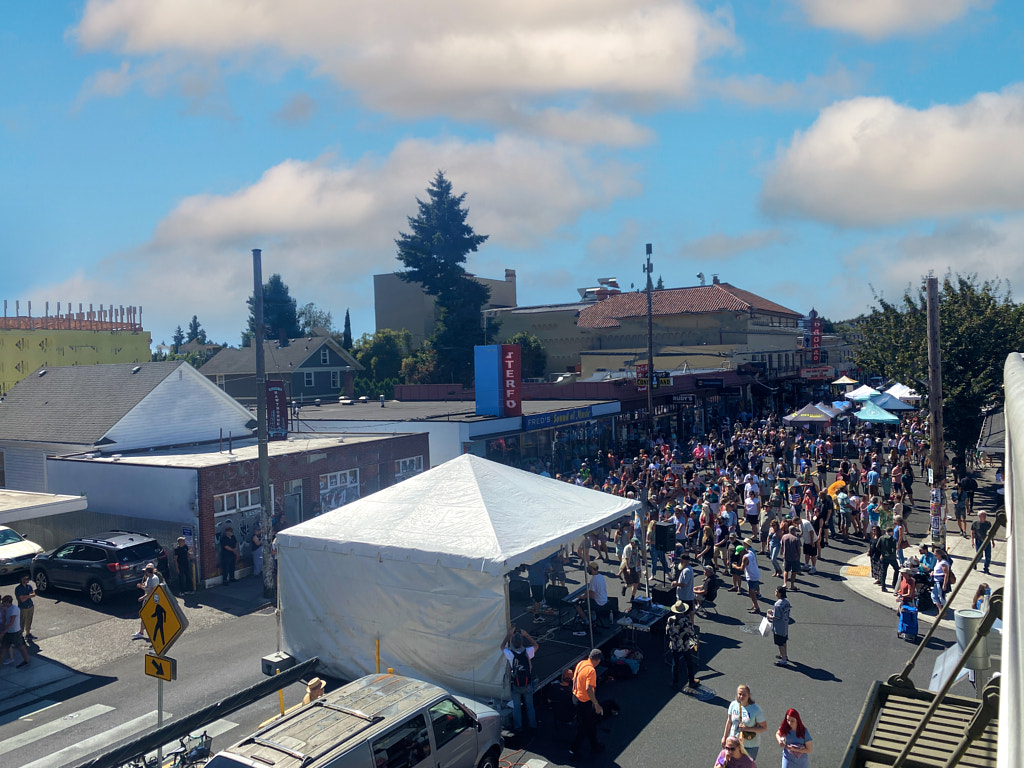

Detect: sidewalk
[0,575,274,719]
[840,463,1006,629]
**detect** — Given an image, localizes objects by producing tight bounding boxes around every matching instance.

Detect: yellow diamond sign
[140,583,189,656]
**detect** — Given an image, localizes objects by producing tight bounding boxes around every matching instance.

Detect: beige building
[487,277,806,378]
[374,269,518,348]
[0,303,150,396]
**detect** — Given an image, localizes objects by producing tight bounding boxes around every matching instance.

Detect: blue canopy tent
[869,392,916,411]
[855,401,901,424]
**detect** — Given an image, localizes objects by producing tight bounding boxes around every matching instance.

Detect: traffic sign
[140,583,189,656]
[145,653,177,681]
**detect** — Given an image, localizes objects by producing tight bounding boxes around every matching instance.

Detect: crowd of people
[515,409,993,766]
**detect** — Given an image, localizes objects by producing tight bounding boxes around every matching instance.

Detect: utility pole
[252,249,275,600]
[644,244,655,446]
[926,276,945,487]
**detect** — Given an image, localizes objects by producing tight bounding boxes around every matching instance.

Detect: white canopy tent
[846,384,881,401]
[277,454,639,701]
[885,382,922,401]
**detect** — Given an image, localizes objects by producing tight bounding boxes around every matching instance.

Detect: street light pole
[644,244,655,446]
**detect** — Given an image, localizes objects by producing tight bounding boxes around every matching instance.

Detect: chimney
[505,269,516,282]
[712,274,720,285]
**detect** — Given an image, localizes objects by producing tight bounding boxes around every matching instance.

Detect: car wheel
[477,748,500,768]
[34,570,49,593]
[87,579,106,605]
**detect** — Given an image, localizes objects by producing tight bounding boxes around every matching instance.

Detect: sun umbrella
[832,375,858,385]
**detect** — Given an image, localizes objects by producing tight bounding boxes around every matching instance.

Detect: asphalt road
[0,465,997,768]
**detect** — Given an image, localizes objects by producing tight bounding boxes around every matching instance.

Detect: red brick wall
[196,433,429,581]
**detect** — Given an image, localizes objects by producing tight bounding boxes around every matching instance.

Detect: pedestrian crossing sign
[145,653,177,681]
[140,584,189,656]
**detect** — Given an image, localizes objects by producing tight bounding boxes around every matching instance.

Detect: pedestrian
[781,524,801,592]
[767,586,791,666]
[666,600,701,690]
[251,525,264,577]
[931,548,953,617]
[501,627,539,732]
[15,574,36,641]
[219,526,239,585]
[767,520,783,578]
[721,684,767,761]
[799,513,818,575]
[670,552,696,615]
[714,736,757,767]
[619,537,642,600]
[877,527,899,592]
[173,536,193,594]
[971,510,992,575]
[132,563,161,640]
[893,516,908,567]
[0,595,31,668]
[776,708,813,767]
[569,648,605,757]
[741,540,762,614]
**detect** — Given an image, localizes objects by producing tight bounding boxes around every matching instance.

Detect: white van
[205,674,503,768]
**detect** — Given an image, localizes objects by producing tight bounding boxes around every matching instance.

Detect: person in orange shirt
[570,648,605,757]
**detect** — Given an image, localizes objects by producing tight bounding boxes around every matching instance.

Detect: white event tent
[885,382,922,401]
[846,384,881,401]
[276,454,639,701]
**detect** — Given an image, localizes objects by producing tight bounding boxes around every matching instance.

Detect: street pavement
[0,463,1002,768]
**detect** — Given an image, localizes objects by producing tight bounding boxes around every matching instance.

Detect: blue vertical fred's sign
[474,344,522,417]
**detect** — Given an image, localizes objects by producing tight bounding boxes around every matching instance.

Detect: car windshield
[0,529,25,546]
[118,541,164,564]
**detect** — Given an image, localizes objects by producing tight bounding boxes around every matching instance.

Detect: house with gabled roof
[0,361,256,492]
[200,335,362,405]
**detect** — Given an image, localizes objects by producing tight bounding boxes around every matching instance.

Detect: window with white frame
[321,347,329,364]
[395,456,424,482]
[304,371,314,387]
[216,374,225,390]
[214,487,261,516]
[331,371,340,389]
[320,469,359,512]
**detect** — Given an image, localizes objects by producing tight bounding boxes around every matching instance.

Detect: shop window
[320,469,359,512]
[395,456,423,481]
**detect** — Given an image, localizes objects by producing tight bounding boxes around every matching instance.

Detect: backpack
[510,648,532,688]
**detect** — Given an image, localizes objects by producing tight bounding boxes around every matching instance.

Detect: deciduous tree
[504,331,548,379]
[852,273,1024,451]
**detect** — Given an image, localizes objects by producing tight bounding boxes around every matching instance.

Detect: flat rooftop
[53,433,412,470]
[295,399,616,424]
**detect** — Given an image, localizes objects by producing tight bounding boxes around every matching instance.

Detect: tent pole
[584,560,594,649]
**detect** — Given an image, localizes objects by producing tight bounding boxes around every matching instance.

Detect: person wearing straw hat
[666,600,700,691]
[302,677,326,704]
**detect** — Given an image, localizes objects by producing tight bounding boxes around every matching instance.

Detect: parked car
[0,526,45,576]
[31,530,169,605]
[205,673,503,768]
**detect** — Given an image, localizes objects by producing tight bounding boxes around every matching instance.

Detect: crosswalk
[0,702,239,768]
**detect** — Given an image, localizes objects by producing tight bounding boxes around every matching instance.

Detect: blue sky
[3,1,1023,346]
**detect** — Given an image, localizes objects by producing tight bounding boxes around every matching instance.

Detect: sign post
[140,584,189,763]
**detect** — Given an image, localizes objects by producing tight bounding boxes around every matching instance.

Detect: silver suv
[205,674,503,768]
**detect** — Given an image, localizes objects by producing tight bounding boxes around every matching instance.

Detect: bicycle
[166,731,213,768]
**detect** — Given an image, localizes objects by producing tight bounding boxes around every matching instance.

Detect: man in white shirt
[576,562,609,628]
[0,595,30,668]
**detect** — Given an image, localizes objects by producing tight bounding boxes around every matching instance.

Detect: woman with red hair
[776,709,813,767]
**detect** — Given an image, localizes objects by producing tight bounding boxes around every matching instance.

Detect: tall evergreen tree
[395,171,489,385]
[186,315,207,344]
[246,273,302,344]
[342,309,353,351]
[172,325,185,352]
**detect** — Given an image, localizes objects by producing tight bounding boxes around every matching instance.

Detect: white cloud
[794,0,990,40]
[72,0,735,142]
[28,135,640,343]
[709,64,866,110]
[680,229,791,258]
[761,86,1024,227]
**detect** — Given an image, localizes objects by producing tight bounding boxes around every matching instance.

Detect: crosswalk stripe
[0,700,57,728]
[0,703,114,757]
[19,710,170,768]
[147,718,239,760]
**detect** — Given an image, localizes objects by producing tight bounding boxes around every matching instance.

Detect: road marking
[525,760,549,768]
[19,710,170,768]
[845,565,871,577]
[0,700,56,728]
[147,718,239,760]
[0,703,114,757]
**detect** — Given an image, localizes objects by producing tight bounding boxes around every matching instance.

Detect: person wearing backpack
[502,627,539,732]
